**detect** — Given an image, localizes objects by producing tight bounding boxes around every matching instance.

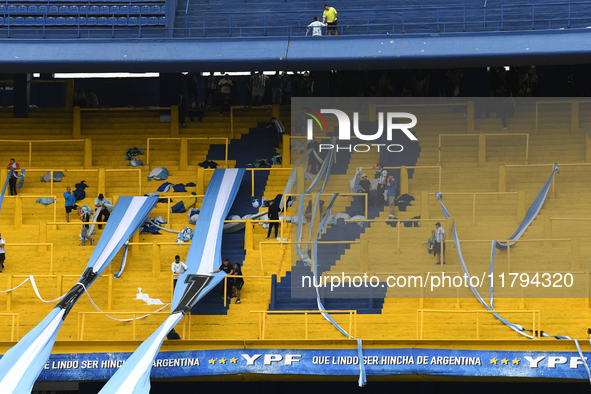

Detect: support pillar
[477,133,486,167]
[272,104,280,119]
[73,106,81,138]
[152,243,161,275]
[84,138,92,169]
[38,221,47,252]
[400,166,409,195]
[14,196,22,229]
[421,191,430,220]
[244,219,254,251]
[180,137,188,170]
[282,134,291,168]
[466,101,475,133]
[517,191,526,224]
[197,166,205,195]
[13,73,31,118]
[98,168,105,196]
[296,166,305,194]
[498,165,506,193]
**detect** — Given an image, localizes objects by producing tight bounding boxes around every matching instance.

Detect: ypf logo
[303,108,417,153]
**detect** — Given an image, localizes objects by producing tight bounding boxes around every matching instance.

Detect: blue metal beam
[0,29,590,73]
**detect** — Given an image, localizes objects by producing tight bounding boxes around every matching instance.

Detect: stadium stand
[175,0,591,37]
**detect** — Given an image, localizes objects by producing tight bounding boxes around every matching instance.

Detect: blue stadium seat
[5,17,14,26]
[99,6,109,14]
[87,16,97,25]
[159,16,164,25]
[35,16,43,26]
[56,16,65,25]
[128,16,137,26]
[120,5,128,13]
[150,5,159,13]
[45,16,55,26]
[148,16,157,25]
[107,16,116,25]
[28,5,37,13]
[49,5,58,14]
[78,16,86,25]
[69,6,78,14]
[7,5,17,13]
[15,16,24,26]
[66,16,76,25]
[59,6,68,14]
[89,6,99,13]
[131,5,140,14]
[0,5,5,14]
[25,16,35,26]
[140,16,148,25]
[0,17,4,27]
[38,6,47,14]
[98,16,107,25]
[17,5,27,13]
[141,5,150,14]
[117,16,126,25]
[110,6,119,14]
[79,5,88,14]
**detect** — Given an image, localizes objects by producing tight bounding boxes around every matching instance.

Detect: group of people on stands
[73,88,99,108]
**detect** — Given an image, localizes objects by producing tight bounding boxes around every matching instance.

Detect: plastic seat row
[1,4,164,13]
[0,15,165,25]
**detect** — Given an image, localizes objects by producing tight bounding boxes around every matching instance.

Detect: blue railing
[198,6,467,37]
[501,1,591,30]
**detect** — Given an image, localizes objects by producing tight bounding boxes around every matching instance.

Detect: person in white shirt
[171,255,187,288]
[434,222,446,265]
[306,16,326,36]
[0,234,5,272]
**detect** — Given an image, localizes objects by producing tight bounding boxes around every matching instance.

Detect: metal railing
[77,311,184,341]
[417,309,540,340]
[200,6,466,37]
[501,1,591,30]
[146,137,229,167]
[259,240,360,272]
[251,310,357,340]
[505,162,591,194]
[438,133,529,164]
[428,192,519,226]
[3,195,58,224]
[8,243,54,273]
[222,275,272,307]
[0,313,20,341]
[0,139,85,167]
[344,218,445,260]
[360,165,442,193]
[204,167,293,197]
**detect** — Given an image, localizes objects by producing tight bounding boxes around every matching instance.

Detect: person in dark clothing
[6,158,19,196]
[231,262,244,304]
[177,91,192,128]
[185,72,199,106]
[358,173,373,207]
[211,258,234,299]
[266,200,281,241]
